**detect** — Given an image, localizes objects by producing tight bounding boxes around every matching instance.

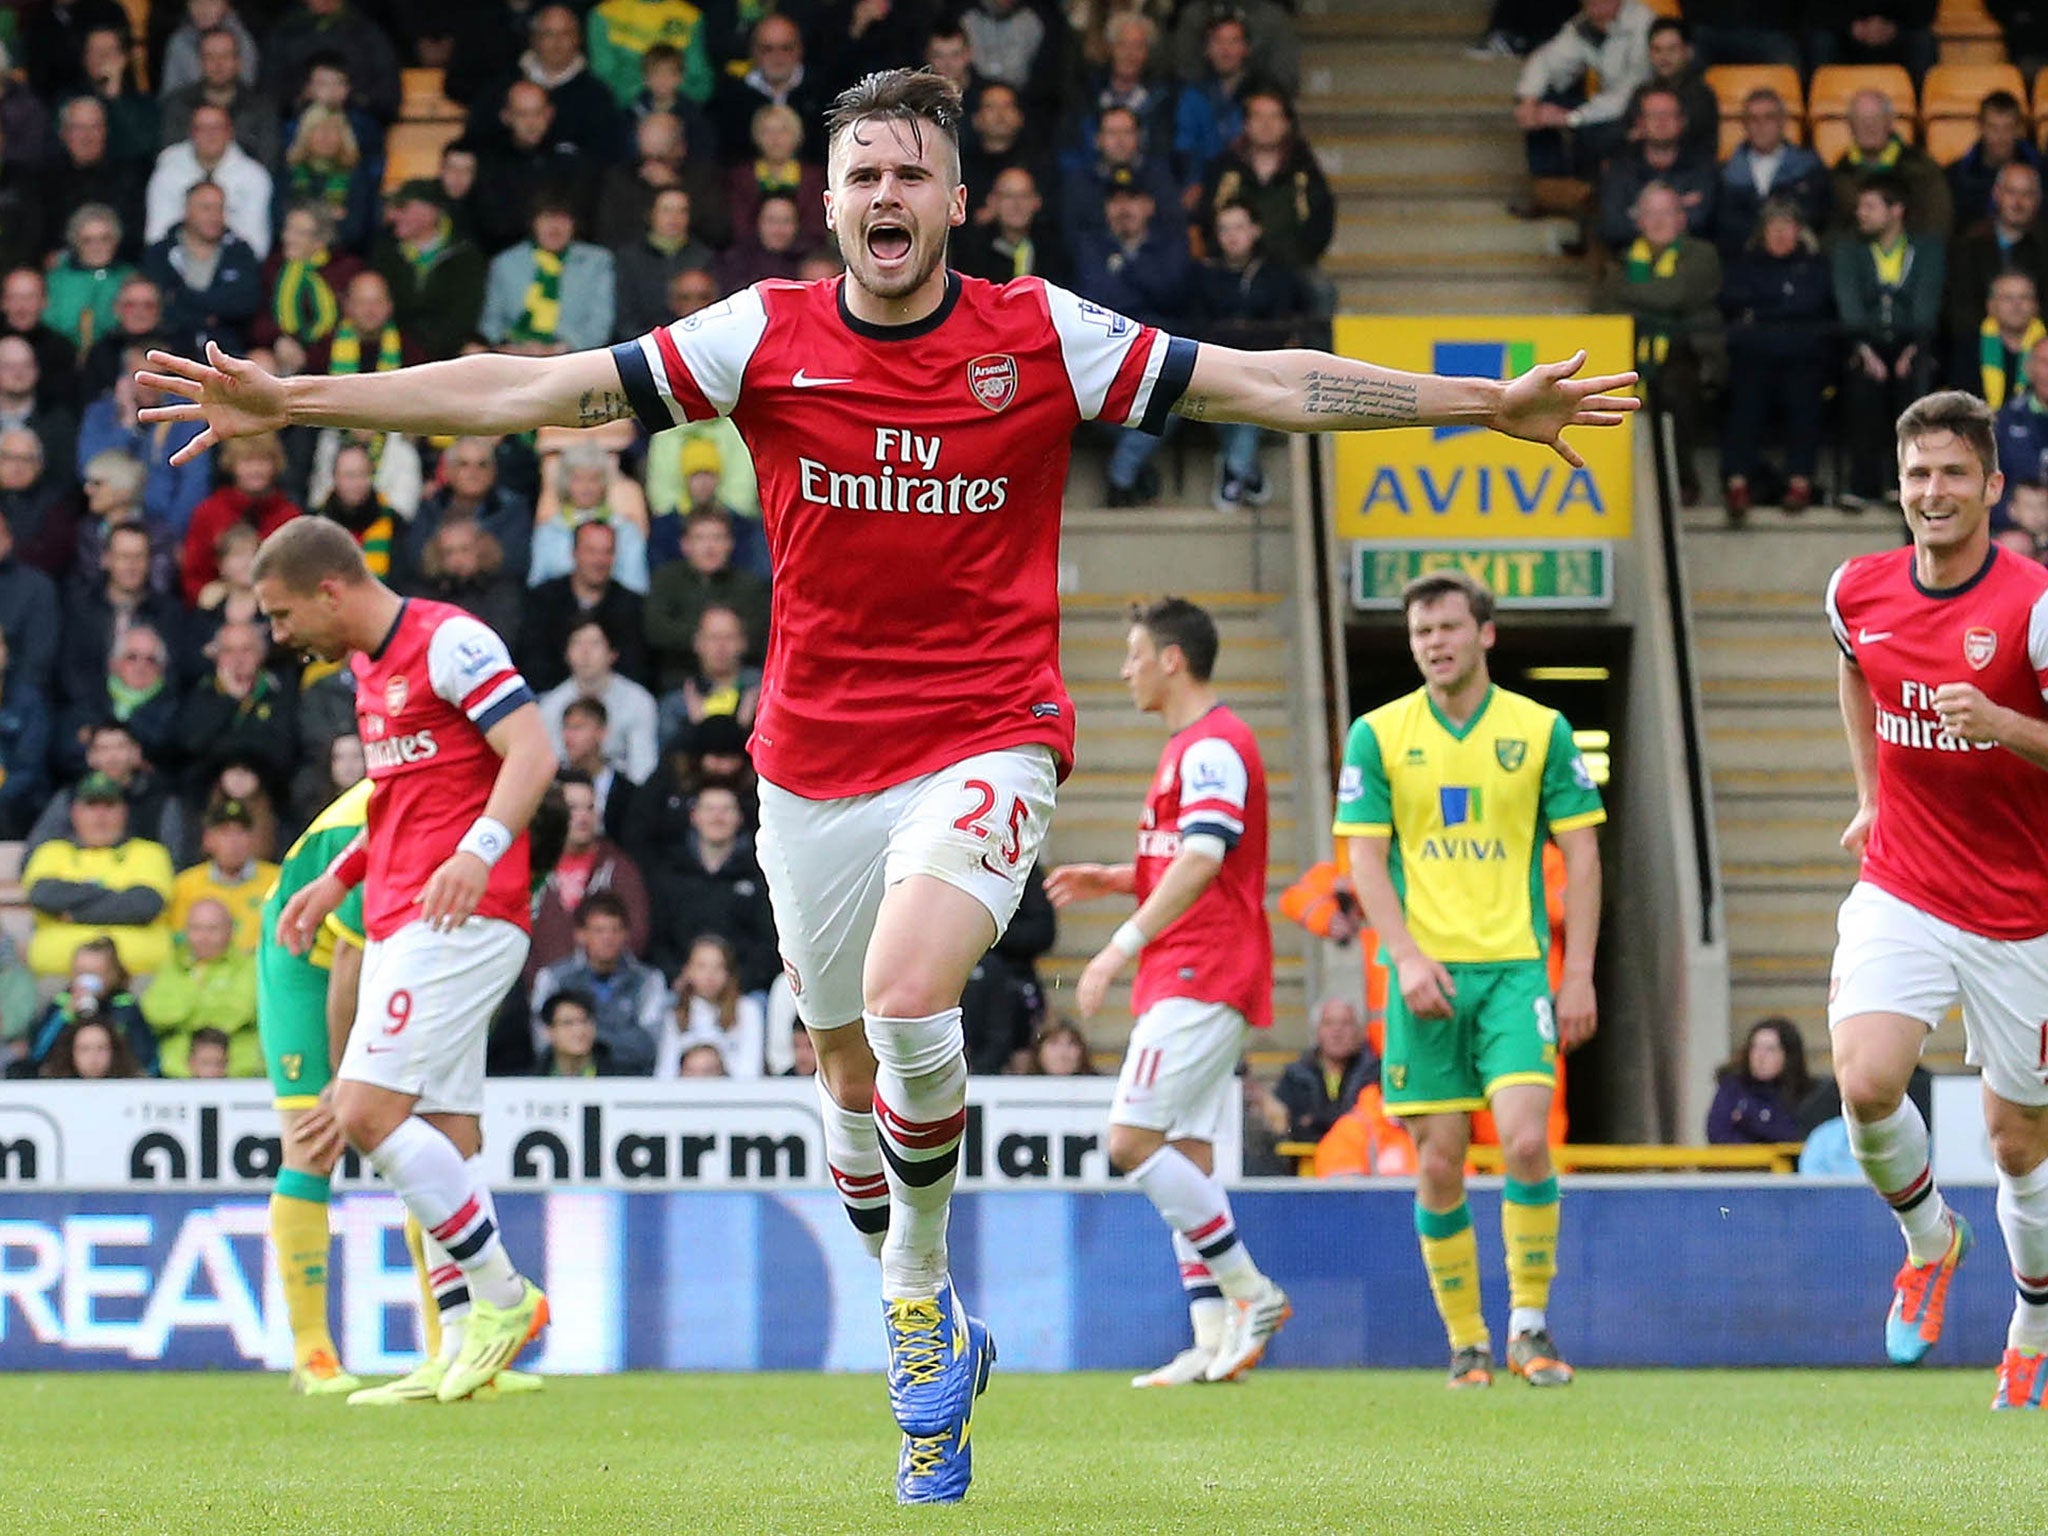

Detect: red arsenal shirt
[613,271,1197,798]
[1826,543,2048,939]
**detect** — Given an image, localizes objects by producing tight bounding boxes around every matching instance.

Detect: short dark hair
[1858,170,1908,211]
[563,696,609,728]
[189,1026,232,1054]
[565,616,615,650]
[1982,89,2025,120]
[304,49,350,78]
[1134,596,1219,681]
[1649,16,1689,43]
[252,515,369,591]
[642,41,682,69]
[1634,83,1684,123]
[825,68,964,178]
[1896,389,2000,475]
[542,988,598,1027]
[1401,570,1496,625]
[555,767,594,791]
[574,890,631,928]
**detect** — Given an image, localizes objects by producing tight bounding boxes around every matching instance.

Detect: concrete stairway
[1042,511,1317,1054]
[1682,506,1966,1068]
[1296,0,1589,315]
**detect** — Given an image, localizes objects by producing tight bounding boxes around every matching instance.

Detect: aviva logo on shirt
[1429,785,1507,859]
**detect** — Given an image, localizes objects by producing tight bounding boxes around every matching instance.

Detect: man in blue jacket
[141,182,262,355]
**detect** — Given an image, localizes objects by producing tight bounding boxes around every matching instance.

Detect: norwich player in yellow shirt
[1334,570,1604,1389]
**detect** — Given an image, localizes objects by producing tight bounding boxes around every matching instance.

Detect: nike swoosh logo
[792,370,854,389]
[1858,629,1893,644]
[979,855,1005,878]
[365,1043,397,1054]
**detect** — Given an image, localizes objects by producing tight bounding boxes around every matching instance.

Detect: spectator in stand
[279,49,386,162]
[955,166,1069,286]
[1714,88,1829,258]
[402,436,533,583]
[1625,19,1718,166]
[159,0,261,98]
[22,0,133,100]
[657,602,760,746]
[0,502,59,698]
[1960,270,2045,408]
[1513,0,1654,189]
[183,1025,232,1077]
[613,188,713,342]
[162,25,282,171]
[646,506,770,687]
[142,182,264,355]
[961,83,1053,221]
[1596,86,1716,252]
[278,105,379,256]
[0,628,50,838]
[169,794,275,951]
[80,277,173,401]
[255,205,356,356]
[539,618,660,782]
[559,697,640,841]
[1996,336,2048,504]
[595,110,732,253]
[47,207,139,355]
[525,519,651,691]
[1594,181,1724,506]
[1,272,73,413]
[959,0,1061,113]
[143,105,273,260]
[1075,178,1192,506]
[366,182,484,364]
[481,197,617,356]
[675,1041,726,1076]
[1836,174,1946,504]
[717,191,811,291]
[403,516,525,647]
[174,619,298,809]
[1065,106,1182,251]
[179,433,300,605]
[530,891,665,1074]
[78,365,211,542]
[45,99,146,267]
[22,772,175,978]
[71,449,181,605]
[1171,0,1298,92]
[474,82,593,254]
[306,438,400,573]
[33,953,151,1074]
[1830,90,1953,240]
[657,934,764,1077]
[0,432,77,582]
[262,0,401,124]
[57,584,182,775]
[530,770,651,972]
[1275,997,1377,1144]
[30,720,187,855]
[185,522,265,670]
[0,341,76,493]
[1948,90,2041,230]
[923,23,988,122]
[646,423,770,578]
[961,860,1055,1073]
[289,716,363,828]
[1944,164,2048,386]
[141,895,259,1076]
[487,4,628,165]
[711,15,829,165]
[1196,202,1307,509]
[626,39,714,142]
[1072,13,1177,171]
[727,104,828,253]
[647,780,778,987]
[78,25,160,168]
[1174,10,1256,196]
[588,2,716,111]
[531,437,650,591]
[1666,0,1801,67]
[1707,1016,1813,1144]
[535,988,632,1075]
[1720,199,1836,521]
[1806,0,1937,83]
[1201,90,1334,294]
[1029,1019,1094,1076]
[305,270,424,377]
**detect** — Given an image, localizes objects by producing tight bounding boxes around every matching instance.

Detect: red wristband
[324,837,368,890]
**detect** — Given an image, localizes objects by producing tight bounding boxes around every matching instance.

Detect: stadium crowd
[1503,0,2048,530]
[0,0,1328,1085]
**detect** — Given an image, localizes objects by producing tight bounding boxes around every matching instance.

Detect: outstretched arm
[1173,344,1639,469]
[137,342,637,466]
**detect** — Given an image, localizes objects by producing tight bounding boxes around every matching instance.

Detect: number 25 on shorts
[954,778,1029,867]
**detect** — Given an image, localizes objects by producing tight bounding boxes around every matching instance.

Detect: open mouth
[866,223,912,263]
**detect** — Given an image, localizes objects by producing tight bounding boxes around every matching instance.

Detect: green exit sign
[1351,541,1613,611]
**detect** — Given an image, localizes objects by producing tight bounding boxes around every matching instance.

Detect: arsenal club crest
[385,675,409,713]
[1964,626,1998,670]
[967,353,1018,412]
[1495,738,1527,771]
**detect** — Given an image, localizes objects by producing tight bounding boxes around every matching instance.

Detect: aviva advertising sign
[1331,316,1634,540]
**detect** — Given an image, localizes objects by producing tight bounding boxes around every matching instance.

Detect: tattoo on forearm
[1301,369,1417,422]
[576,388,635,426]
[1176,392,1210,420]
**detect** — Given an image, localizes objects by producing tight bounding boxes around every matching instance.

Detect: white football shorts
[1109,997,1249,1144]
[755,745,1059,1030]
[339,916,529,1115]
[1829,880,2048,1108]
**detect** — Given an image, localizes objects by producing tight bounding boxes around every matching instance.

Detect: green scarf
[403,216,452,278]
[290,161,352,212]
[1844,138,1904,171]
[272,255,339,340]
[1624,238,1679,284]
[512,248,565,345]
[107,673,163,720]
[328,324,403,374]
[1980,315,2046,409]
[753,158,801,196]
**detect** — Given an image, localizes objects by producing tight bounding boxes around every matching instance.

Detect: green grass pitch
[1,1369,2037,1535]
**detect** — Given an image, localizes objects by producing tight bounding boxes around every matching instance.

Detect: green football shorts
[257,948,333,1108]
[1380,959,1558,1115]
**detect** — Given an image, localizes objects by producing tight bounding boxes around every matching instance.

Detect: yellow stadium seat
[1921,62,2028,121]
[1925,115,1985,163]
[1937,0,2006,43]
[1640,0,1682,16]
[1809,64,1920,125]
[1706,64,1805,124]
[381,121,463,192]
[401,67,461,122]
[1811,117,1857,164]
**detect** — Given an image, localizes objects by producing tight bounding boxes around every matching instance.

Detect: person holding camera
[11,936,155,1076]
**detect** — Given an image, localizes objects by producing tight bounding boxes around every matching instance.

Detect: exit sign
[1351,541,1613,611]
